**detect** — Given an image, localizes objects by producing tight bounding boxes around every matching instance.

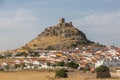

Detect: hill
[4,18,93,53]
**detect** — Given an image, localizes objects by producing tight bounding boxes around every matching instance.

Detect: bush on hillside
[55,69,68,78]
[46,46,56,50]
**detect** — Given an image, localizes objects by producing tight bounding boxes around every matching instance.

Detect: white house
[95,60,104,68]
[32,60,40,69]
[103,60,120,67]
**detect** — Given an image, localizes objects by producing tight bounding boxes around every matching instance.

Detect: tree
[95,65,111,78]
[56,61,65,67]
[16,52,28,57]
[66,61,79,69]
[0,55,5,59]
[34,52,40,57]
[55,69,68,78]
[47,62,52,66]
[14,64,21,69]
[4,65,10,71]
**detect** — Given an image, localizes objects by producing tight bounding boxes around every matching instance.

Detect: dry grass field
[0,70,54,80]
[0,70,119,80]
[0,71,87,80]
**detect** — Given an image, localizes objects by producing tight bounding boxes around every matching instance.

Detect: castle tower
[69,21,73,26]
[59,18,65,24]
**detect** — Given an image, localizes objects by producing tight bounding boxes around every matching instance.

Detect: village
[0,45,120,74]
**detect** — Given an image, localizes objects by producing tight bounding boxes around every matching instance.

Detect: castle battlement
[59,18,65,24]
[58,18,73,27]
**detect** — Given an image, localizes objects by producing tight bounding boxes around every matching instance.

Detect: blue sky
[0,0,120,51]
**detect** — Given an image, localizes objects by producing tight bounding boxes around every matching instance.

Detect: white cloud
[0,8,39,28]
[0,8,41,51]
[73,10,120,46]
[74,11,120,34]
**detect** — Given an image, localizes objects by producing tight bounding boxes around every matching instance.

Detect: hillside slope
[6,18,92,53]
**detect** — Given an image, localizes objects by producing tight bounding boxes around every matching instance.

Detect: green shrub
[34,52,40,57]
[14,64,21,69]
[95,65,111,78]
[80,67,89,72]
[4,65,10,71]
[95,65,109,72]
[66,61,79,69]
[46,46,56,50]
[47,62,52,66]
[55,69,68,78]
[0,55,5,59]
[56,61,65,67]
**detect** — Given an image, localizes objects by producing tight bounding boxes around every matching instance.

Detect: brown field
[0,70,54,80]
[0,70,84,80]
[0,70,92,80]
[0,70,119,80]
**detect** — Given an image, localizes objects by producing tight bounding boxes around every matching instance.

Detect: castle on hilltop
[39,18,76,37]
[25,18,91,50]
[58,18,73,27]
[38,18,88,42]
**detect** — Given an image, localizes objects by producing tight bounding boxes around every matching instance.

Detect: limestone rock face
[25,18,91,50]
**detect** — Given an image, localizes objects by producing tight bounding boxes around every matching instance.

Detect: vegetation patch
[55,69,68,78]
[95,65,111,78]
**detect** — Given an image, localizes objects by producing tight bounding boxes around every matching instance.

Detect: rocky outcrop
[38,18,87,40]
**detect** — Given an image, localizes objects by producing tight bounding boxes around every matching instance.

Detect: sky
[0,0,120,51]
